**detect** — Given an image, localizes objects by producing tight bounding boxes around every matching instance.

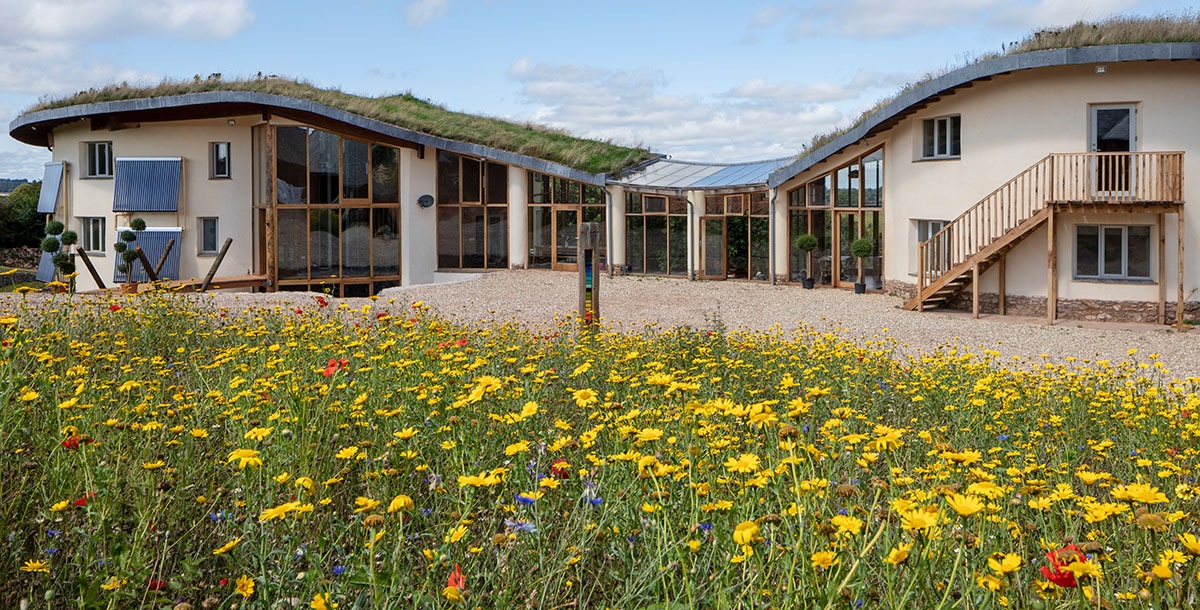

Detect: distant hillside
[0,178,30,193]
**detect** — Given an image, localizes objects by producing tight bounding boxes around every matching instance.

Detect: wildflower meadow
[2,291,1199,609]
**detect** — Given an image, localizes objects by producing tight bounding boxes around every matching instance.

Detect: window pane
[1103,227,1124,275]
[862,149,883,207]
[276,127,308,204]
[556,209,578,264]
[788,186,805,208]
[583,205,606,261]
[625,192,641,214]
[371,145,399,203]
[461,158,481,204]
[342,140,369,200]
[487,207,508,268]
[727,216,748,279]
[461,206,486,268]
[486,162,508,205]
[810,175,831,207]
[836,164,859,207]
[789,209,807,281]
[863,210,883,286]
[669,196,688,215]
[705,196,722,215]
[310,209,339,277]
[1127,226,1151,278]
[1075,225,1099,276]
[923,120,935,158]
[645,195,666,214]
[529,172,552,204]
[625,215,645,274]
[554,178,580,204]
[202,218,218,252]
[277,208,307,280]
[438,151,460,205]
[750,216,769,280]
[583,184,604,204]
[341,208,370,277]
[527,206,552,269]
[725,195,744,216]
[372,208,400,276]
[668,216,687,276]
[645,215,667,274]
[949,116,961,156]
[308,130,340,204]
[437,206,460,268]
[212,142,230,178]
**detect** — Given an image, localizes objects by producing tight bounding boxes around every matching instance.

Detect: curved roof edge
[766,42,1200,189]
[8,90,608,186]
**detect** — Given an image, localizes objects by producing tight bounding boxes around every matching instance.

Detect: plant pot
[854,282,867,294]
[802,277,815,289]
[120,282,139,295]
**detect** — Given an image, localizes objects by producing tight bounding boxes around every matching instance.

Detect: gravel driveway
[381,270,1200,380]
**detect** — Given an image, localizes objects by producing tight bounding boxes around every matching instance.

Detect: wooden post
[1046,207,1057,324]
[265,123,276,292]
[200,237,234,292]
[154,238,175,277]
[997,256,1006,316]
[1178,208,1186,331]
[74,247,106,290]
[1158,213,1166,325]
[972,264,980,319]
[135,247,158,282]
[917,245,925,312]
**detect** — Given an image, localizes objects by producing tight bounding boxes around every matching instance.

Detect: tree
[0,182,43,248]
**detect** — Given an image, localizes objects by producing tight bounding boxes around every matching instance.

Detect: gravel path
[4,270,1196,378]
[380,270,1199,379]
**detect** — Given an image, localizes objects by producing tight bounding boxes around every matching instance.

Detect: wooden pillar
[264,122,276,292]
[1158,213,1166,325]
[997,256,1006,316]
[1179,208,1186,331]
[972,264,980,319]
[1046,207,1057,324]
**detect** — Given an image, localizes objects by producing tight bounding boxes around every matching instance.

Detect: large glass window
[439,151,508,269]
[625,192,685,276]
[527,171,603,270]
[789,147,884,287]
[1075,225,1151,280]
[697,192,770,281]
[273,125,402,295]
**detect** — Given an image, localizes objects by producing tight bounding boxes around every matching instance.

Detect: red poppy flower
[218,577,229,586]
[108,305,121,312]
[550,459,570,480]
[147,579,168,591]
[316,296,328,308]
[62,436,80,450]
[447,563,465,590]
[1039,544,1083,588]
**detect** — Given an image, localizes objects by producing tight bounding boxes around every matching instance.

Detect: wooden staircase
[904,151,1184,313]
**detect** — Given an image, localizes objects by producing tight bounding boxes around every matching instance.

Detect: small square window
[922,116,961,159]
[79,217,106,252]
[211,142,231,179]
[199,217,220,254]
[85,142,113,178]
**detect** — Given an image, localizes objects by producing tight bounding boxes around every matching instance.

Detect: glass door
[1090,104,1136,196]
[701,217,726,280]
[835,212,859,287]
[553,206,578,270]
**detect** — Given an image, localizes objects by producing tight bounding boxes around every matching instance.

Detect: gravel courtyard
[380,270,1199,379]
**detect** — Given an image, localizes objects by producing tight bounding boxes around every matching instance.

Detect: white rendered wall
[401,148,437,286]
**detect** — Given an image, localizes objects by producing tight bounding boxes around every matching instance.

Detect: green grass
[26,77,655,175]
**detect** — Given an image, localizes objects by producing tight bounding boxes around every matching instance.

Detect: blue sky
[0,0,1190,179]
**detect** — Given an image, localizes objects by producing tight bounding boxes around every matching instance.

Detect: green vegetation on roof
[1006,13,1200,54]
[26,76,655,175]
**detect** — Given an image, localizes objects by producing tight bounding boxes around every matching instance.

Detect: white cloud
[0,0,251,96]
[723,69,915,104]
[0,144,52,180]
[6,0,253,40]
[505,58,857,162]
[406,0,450,27]
[994,0,1142,29]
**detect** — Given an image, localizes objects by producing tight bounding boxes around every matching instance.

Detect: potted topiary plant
[794,233,819,289]
[850,238,874,294]
[40,220,79,292]
[113,217,146,294]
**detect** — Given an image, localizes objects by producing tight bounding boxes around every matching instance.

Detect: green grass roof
[26,77,655,175]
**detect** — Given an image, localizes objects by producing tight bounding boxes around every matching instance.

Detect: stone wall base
[885,280,1198,325]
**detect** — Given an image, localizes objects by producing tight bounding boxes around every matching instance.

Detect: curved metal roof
[766,42,1200,188]
[8,91,608,185]
[610,156,793,191]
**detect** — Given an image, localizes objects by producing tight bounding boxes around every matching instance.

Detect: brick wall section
[885,281,1198,324]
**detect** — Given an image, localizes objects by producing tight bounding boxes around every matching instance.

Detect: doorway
[1090,104,1136,196]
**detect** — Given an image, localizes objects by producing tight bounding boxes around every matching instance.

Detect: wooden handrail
[917,151,1184,294]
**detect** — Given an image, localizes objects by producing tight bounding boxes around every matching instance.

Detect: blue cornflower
[516,493,536,505]
[332,565,346,576]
